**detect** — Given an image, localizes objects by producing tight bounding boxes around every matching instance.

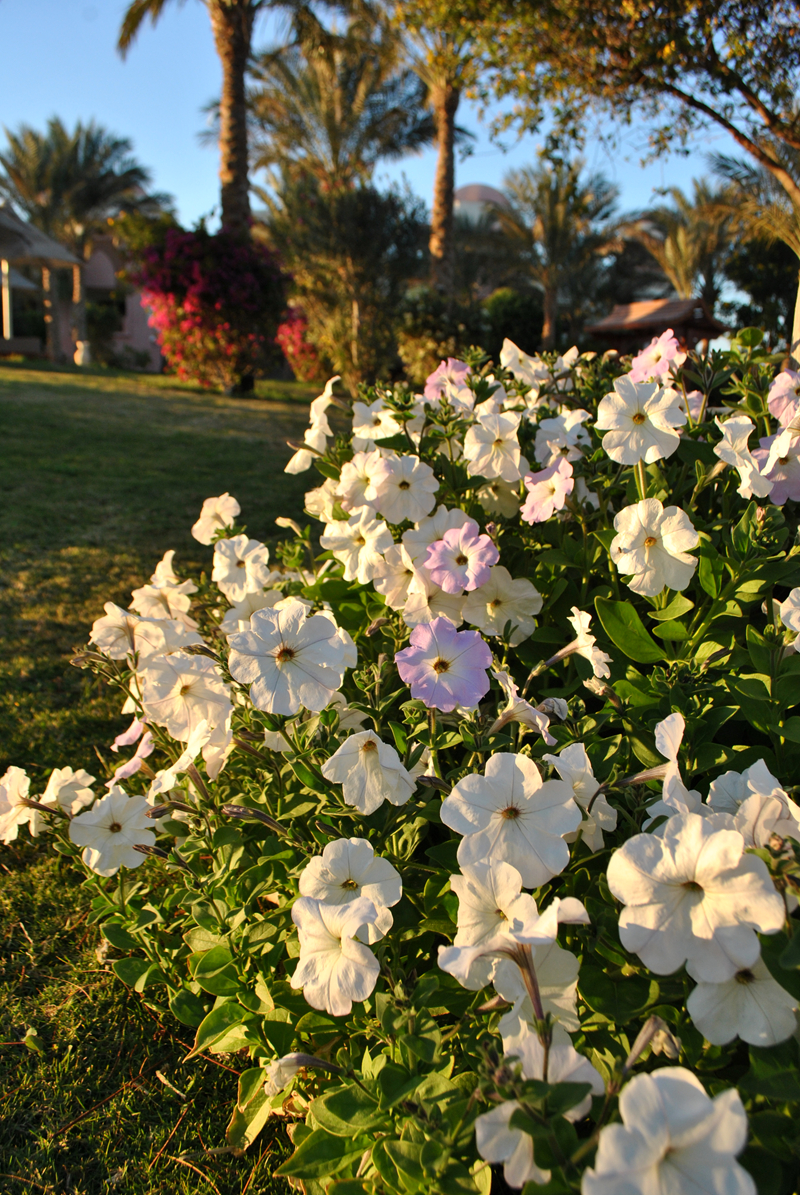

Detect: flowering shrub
[138,227,287,391]
[7,326,800,1192]
[275,305,325,383]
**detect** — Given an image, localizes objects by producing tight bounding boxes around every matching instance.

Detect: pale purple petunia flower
[521,458,574,524]
[423,525,499,594]
[395,616,492,711]
[628,328,686,383]
[768,369,800,427]
[424,358,472,407]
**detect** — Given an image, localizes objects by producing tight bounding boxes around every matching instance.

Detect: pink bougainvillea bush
[5,326,800,1192]
[275,305,324,383]
[138,226,287,391]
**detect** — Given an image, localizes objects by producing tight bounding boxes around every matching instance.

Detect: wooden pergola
[585,298,727,353]
[0,203,81,360]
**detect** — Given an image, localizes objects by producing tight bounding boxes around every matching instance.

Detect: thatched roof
[585,298,726,338]
[0,203,80,267]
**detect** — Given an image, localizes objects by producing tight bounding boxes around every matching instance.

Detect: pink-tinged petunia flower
[395,616,492,711]
[107,731,155,786]
[520,458,574,524]
[768,369,800,427]
[423,525,500,594]
[628,329,687,383]
[757,430,800,504]
[424,358,473,409]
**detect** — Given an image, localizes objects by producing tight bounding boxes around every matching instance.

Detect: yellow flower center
[632,412,646,425]
[644,536,657,548]
[432,658,450,674]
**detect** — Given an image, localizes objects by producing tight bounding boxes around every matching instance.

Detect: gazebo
[585,297,727,353]
[0,203,81,360]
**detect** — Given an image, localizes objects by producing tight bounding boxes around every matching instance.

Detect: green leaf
[238,1067,267,1109]
[388,720,407,754]
[592,529,616,552]
[190,1001,253,1057]
[168,989,208,1028]
[697,541,725,599]
[383,1139,425,1184]
[594,597,666,663]
[579,964,660,1023]
[276,1128,367,1179]
[647,594,694,621]
[101,922,140,951]
[545,1082,593,1117]
[311,1085,383,1136]
[227,1086,273,1151]
[779,933,800,970]
[732,502,758,558]
[112,957,151,988]
[314,458,341,481]
[193,945,241,996]
[289,758,325,792]
[650,620,688,642]
[260,1010,295,1055]
[739,1040,800,1101]
[23,1027,46,1054]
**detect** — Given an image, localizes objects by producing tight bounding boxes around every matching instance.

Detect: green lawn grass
[0,361,315,1193]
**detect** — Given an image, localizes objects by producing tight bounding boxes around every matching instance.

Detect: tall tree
[495,157,618,348]
[627,180,735,309]
[118,0,269,235]
[422,0,800,352]
[250,7,434,191]
[0,117,168,346]
[394,3,477,296]
[712,145,800,349]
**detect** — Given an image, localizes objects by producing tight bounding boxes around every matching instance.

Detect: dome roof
[454,184,509,207]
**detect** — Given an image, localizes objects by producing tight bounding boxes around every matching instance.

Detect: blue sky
[0,0,741,226]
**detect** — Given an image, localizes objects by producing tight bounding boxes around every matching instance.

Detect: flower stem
[634,459,648,501]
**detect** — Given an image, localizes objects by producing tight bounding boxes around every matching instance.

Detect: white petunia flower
[228,599,346,715]
[582,1068,755,1195]
[402,505,477,564]
[462,566,542,646]
[212,535,272,602]
[707,758,800,847]
[487,669,555,744]
[534,408,592,466]
[139,651,233,743]
[264,1053,312,1097]
[291,896,380,1016]
[595,375,686,464]
[68,786,154,876]
[476,478,522,518]
[401,569,465,628]
[40,766,95,815]
[191,493,241,544]
[438,895,589,991]
[476,1037,603,1189]
[219,588,283,635]
[336,449,385,513]
[372,543,416,610]
[610,499,699,597]
[463,411,526,482]
[320,509,393,584]
[713,415,773,498]
[441,753,581,888]
[687,956,798,1046]
[495,940,581,1050]
[285,377,340,473]
[130,550,198,627]
[499,338,552,394]
[299,838,402,943]
[539,607,613,680]
[366,454,439,524]
[779,587,800,653]
[304,478,340,522]
[640,711,704,829]
[351,400,402,448]
[90,604,202,661]
[0,766,40,843]
[543,743,617,852]
[321,730,415,815]
[607,811,785,982]
[448,860,540,989]
[148,719,214,799]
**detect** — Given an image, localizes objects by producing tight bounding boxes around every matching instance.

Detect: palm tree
[249,7,435,192]
[627,180,735,310]
[0,117,169,347]
[496,158,619,348]
[397,3,478,297]
[118,0,271,235]
[711,146,800,360]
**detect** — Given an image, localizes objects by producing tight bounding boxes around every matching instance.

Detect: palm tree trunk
[72,264,88,357]
[541,285,558,350]
[209,0,253,237]
[791,267,800,370]
[429,80,460,296]
[42,266,63,362]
